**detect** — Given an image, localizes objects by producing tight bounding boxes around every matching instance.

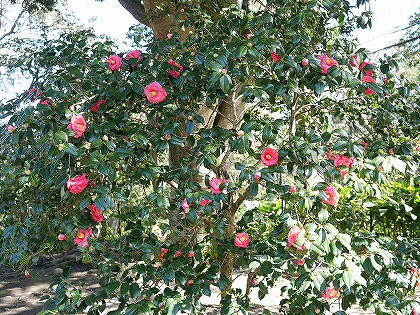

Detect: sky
[67,0,420,52]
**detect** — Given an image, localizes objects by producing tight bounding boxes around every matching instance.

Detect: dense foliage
[1,0,419,314]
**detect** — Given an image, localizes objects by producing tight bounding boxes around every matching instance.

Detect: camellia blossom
[67,114,87,138]
[105,54,122,71]
[88,203,104,222]
[188,251,194,258]
[181,198,192,213]
[260,148,279,166]
[361,75,376,95]
[234,232,250,248]
[209,178,229,194]
[288,225,306,250]
[413,307,420,315]
[5,124,15,133]
[66,173,89,194]
[90,99,105,113]
[200,198,211,206]
[349,54,358,67]
[289,186,297,193]
[334,155,355,168]
[317,53,338,74]
[74,227,93,247]
[168,59,184,78]
[322,186,340,206]
[271,52,281,63]
[174,250,181,257]
[359,60,373,76]
[160,248,168,262]
[301,58,309,67]
[251,278,259,286]
[144,81,167,104]
[296,259,305,266]
[39,98,52,106]
[125,50,142,63]
[321,286,340,299]
[254,171,262,180]
[58,234,67,241]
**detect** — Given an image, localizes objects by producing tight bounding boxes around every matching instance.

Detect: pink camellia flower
[5,124,15,133]
[66,173,89,194]
[289,186,297,193]
[322,186,340,206]
[105,54,122,71]
[234,232,250,248]
[334,155,355,168]
[186,279,194,286]
[160,248,168,262]
[288,225,306,250]
[209,177,229,194]
[182,198,192,213]
[254,171,262,180]
[58,234,67,241]
[317,53,338,74]
[321,286,340,299]
[246,33,252,39]
[167,33,172,39]
[360,141,368,149]
[125,50,142,63]
[261,148,279,166]
[251,278,259,286]
[144,81,167,104]
[25,270,30,278]
[296,259,305,266]
[359,61,373,76]
[67,114,87,138]
[188,251,194,258]
[271,52,281,63]
[413,308,420,315]
[349,54,358,67]
[200,198,212,206]
[88,203,104,222]
[28,87,38,96]
[301,58,309,67]
[74,227,93,247]
[361,75,376,95]
[174,250,181,257]
[90,99,105,113]
[168,59,184,78]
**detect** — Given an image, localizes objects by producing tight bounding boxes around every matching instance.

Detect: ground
[1,252,418,314]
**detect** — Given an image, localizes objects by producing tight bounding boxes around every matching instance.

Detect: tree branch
[117,0,150,26]
[0,9,25,42]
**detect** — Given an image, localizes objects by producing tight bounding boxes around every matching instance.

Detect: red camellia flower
[5,124,15,133]
[271,52,281,63]
[296,259,305,266]
[105,54,122,71]
[25,270,30,278]
[261,148,279,166]
[361,75,376,95]
[144,81,167,104]
[301,58,309,67]
[168,59,184,78]
[90,99,105,113]
[58,234,67,241]
[322,186,340,206]
[209,178,229,194]
[200,198,211,206]
[349,54,358,67]
[74,227,93,247]
[254,171,261,180]
[289,186,297,193]
[188,251,194,258]
[174,250,181,257]
[322,286,340,299]
[88,203,104,222]
[66,173,89,194]
[67,114,87,138]
[251,278,259,286]
[317,53,338,74]
[39,98,52,106]
[160,248,168,262]
[234,232,250,248]
[334,155,355,178]
[125,50,142,63]
[359,60,373,76]
[413,307,420,315]
[288,225,306,250]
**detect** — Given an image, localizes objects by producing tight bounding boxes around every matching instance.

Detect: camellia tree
[1,0,420,314]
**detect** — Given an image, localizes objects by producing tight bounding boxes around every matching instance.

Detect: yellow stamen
[150,91,157,97]
[266,154,271,160]
[77,232,85,239]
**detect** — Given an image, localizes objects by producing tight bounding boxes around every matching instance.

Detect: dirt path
[1,254,418,315]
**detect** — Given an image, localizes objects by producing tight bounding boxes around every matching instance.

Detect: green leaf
[314,82,325,95]
[342,270,354,288]
[63,143,79,155]
[54,130,68,143]
[219,74,232,93]
[185,120,194,134]
[249,183,259,198]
